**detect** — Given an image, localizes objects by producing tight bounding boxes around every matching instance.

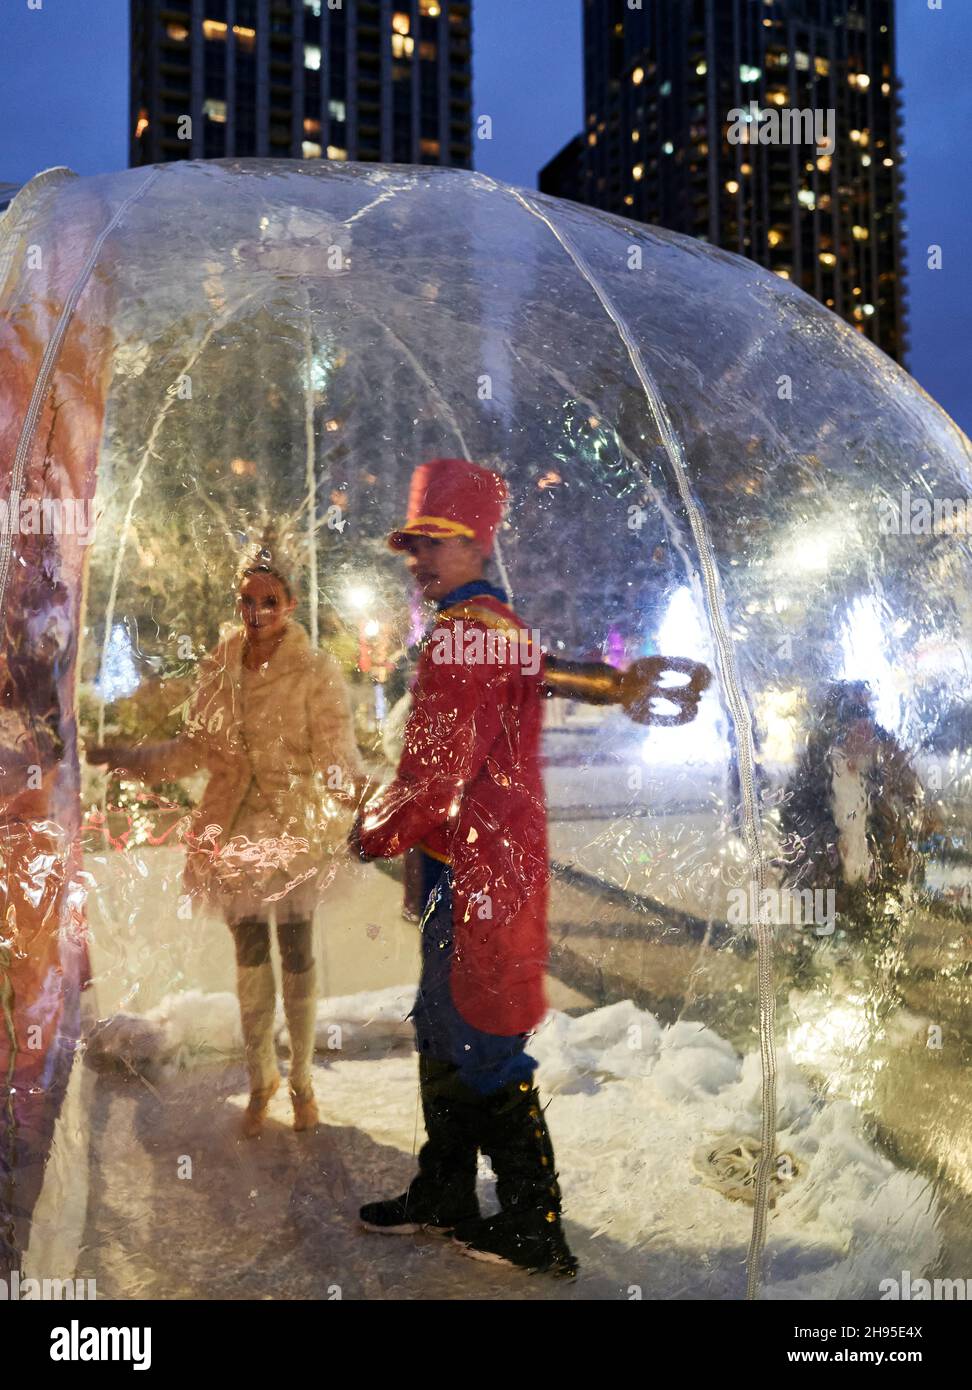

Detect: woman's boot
[281,963,319,1131]
[453,1078,578,1278]
[236,962,281,1138]
[360,1056,481,1234]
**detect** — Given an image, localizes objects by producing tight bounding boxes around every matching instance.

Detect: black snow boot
[359,1056,482,1235]
[452,1078,578,1279]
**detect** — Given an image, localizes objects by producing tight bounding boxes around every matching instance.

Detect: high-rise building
[541,0,907,364]
[130,0,473,170]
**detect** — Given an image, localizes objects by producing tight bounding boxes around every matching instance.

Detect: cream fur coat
[128,622,364,909]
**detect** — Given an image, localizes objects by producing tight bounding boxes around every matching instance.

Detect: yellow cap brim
[387,516,477,550]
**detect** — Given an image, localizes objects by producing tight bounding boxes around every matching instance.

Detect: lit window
[304,0,322,16]
[166,22,189,41]
[861,154,872,167]
[740,162,752,175]
[816,154,832,173]
[850,129,861,142]
[588,132,597,147]
[862,303,875,316]
[328,99,346,122]
[419,0,441,14]
[302,141,323,159]
[203,98,227,123]
[135,109,149,139]
[662,141,674,155]
[775,269,791,280]
[739,64,761,83]
[304,117,322,135]
[632,66,645,85]
[881,82,891,96]
[659,80,671,96]
[631,130,640,142]
[392,12,410,35]
[798,189,815,210]
[632,163,644,181]
[624,195,634,206]
[305,43,322,70]
[726,180,739,194]
[883,157,894,167]
[420,138,440,156]
[852,224,869,241]
[391,33,415,57]
[815,57,830,77]
[202,19,228,41]
[795,51,809,71]
[767,89,788,106]
[767,228,783,248]
[819,252,837,267]
[327,145,348,161]
[234,25,256,52]
[696,61,707,76]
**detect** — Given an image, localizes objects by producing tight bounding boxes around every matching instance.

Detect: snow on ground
[86,984,940,1299]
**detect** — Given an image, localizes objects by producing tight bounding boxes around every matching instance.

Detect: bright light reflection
[839,594,902,732]
[641,587,727,767]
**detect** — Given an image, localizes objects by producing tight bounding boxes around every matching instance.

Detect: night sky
[0,0,968,434]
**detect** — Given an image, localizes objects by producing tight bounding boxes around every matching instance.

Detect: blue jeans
[411,854,536,1096]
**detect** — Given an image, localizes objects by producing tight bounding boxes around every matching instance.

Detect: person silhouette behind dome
[779,679,931,949]
[88,548,368,1137]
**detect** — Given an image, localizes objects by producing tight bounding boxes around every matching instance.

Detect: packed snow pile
[86,983,415,1072]
[84,984,940,1297]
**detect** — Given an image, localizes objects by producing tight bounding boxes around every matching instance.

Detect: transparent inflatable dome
[2,159,970,1301]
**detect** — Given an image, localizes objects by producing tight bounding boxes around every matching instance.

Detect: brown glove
[543,654,712,727]
[619,656,712,727]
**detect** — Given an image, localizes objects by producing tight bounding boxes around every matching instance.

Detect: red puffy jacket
[358,593,548,1035]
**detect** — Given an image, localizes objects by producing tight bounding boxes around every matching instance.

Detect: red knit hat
[388,458,509,554]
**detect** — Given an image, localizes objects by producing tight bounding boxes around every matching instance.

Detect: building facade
[130,0,473,169]
[541,0,907,364]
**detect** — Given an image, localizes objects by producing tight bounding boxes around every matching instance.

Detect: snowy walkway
[26,828,963,1300]
[68,986,943,1301]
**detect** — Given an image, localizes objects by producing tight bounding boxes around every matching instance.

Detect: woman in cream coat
[89,551,367,1136]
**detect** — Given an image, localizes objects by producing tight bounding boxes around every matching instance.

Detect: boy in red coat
[353,457,577,1277]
